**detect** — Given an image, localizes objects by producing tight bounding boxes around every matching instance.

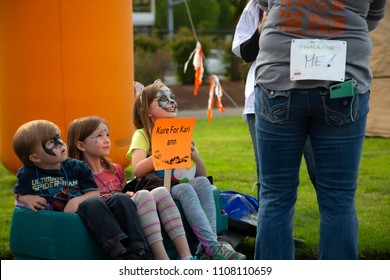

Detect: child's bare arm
[191,140,207,177]
[132,149,154,178]
[63,189,100,213]
[15,194,47,213]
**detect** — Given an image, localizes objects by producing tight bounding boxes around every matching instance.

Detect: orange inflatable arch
[0,0,134,174]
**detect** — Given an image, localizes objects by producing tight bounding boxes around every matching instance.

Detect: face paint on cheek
[156,89,177,112]
[43,134,64,156]
[90,126,109,143]
[90,136,98,144]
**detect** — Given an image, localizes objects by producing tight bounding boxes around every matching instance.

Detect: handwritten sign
[151,118,196,171]
[290,39,346,82]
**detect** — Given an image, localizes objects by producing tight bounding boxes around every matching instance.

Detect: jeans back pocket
[259,85,291,123]
[321,92,363,127]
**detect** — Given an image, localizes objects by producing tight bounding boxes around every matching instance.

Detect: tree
[155,0,220,36]
[217,0,236,32]
[153,0,248,37]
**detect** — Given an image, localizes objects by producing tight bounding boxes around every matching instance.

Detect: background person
[232,0,317,199]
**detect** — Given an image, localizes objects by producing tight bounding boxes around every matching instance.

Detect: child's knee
[150,186,169,197]
[191,176,211,186]
[171,183,195,198]
[81,195,104,207]
[133,189,153,201]
[110,193,136,210]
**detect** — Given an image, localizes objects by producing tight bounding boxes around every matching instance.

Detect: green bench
[10,189,228,260]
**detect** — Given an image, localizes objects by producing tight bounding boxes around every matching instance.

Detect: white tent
[366,4,390,137]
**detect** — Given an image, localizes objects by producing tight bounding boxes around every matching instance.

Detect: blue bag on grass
[220,190,258,237]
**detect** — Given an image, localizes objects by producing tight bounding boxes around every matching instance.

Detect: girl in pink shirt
[67,116,194,260]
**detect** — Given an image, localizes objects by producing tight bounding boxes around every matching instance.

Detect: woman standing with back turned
[253,0,386,259]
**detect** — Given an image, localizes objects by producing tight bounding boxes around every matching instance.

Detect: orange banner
[152,118,196,171]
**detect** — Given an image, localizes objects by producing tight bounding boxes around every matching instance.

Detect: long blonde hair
[133,80,169,145]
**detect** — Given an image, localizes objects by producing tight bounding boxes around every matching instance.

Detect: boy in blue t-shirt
[13,119,147,259]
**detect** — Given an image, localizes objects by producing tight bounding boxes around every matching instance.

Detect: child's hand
[190,140,207,176]
[18,194,47,213]
[126,191,135,197]
[63,197,81,213]
[63,190,100,213]
[191,140,202,162]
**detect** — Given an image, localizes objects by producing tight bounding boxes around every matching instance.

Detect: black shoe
[118,248,147,260]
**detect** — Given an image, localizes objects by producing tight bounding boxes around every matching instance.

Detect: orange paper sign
[152,118,196,171]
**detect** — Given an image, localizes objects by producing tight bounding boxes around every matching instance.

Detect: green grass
[0,165,17,260]
[1,116,389,259]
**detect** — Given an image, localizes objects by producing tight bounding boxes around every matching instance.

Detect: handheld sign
[151,118,196,190]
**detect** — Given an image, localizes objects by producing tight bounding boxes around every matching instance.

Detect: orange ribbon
[208,75,225,123]
[184,41,204,96]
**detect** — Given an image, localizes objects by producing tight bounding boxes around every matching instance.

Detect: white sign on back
[290,39,347,82]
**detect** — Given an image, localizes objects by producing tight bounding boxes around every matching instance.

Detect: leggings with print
[132,188,185,245]
[170,176,218,256]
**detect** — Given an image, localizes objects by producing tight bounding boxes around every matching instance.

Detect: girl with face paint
[127,80,246,260]
[68,116,194,260]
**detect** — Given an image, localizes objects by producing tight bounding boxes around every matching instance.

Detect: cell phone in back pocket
[329,79,356,99]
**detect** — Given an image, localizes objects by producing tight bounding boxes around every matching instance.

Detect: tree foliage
[134,0,252,83]
[154,0,248,35]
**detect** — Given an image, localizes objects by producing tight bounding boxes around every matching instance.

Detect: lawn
[0,115,389,259]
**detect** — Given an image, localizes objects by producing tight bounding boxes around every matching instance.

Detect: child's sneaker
[179,255,198,260]
[212,242,246,260]
[196,249,212,260]
[118,248,147,260]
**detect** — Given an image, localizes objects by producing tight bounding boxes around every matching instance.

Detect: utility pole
[167,0,187,40]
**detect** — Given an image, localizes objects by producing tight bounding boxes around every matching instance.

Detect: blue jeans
[246,113,317,200]
[245,114,261,193]
[254,84,369,260]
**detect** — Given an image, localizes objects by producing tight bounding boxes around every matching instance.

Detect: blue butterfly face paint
[90,126,109,143]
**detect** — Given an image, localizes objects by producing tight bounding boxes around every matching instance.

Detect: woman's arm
[240,29,261,63]
[239,11,267,63]
[367,0,387,31]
